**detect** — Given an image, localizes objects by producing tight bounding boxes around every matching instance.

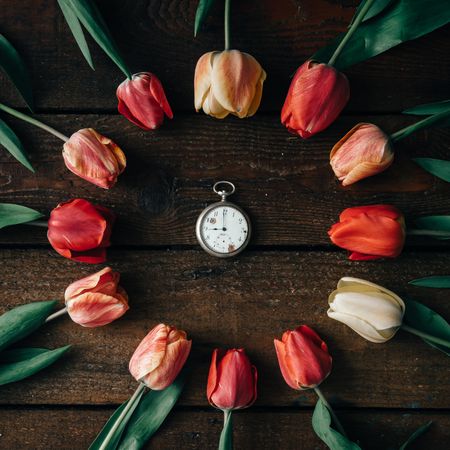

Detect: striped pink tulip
[129,324,191,390]
[62,128,126,189]
[64,267,129,327]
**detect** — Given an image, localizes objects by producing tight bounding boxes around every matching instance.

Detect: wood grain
[0,407,448,450]
[0,249,449,408]
[0,1,448,112]
[0,114,449,246]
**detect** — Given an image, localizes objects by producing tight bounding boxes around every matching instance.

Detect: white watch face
[199,204,249,254]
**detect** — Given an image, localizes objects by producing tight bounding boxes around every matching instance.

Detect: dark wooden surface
[0,1,449,449]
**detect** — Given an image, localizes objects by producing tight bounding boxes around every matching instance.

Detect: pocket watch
[196,181,251,258]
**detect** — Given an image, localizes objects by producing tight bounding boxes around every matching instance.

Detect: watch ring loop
[213,181,235,198]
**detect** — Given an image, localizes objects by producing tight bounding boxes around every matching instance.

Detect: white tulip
[328,277,405,343]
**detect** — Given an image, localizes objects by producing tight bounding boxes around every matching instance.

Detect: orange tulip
[129,324,191,390]
[64,267,129,327]
[194,50,266,119]
[62,128,126,189]
[207,348,257,410]
[328,205,406,260]
[274,325,332,390]
[117,72,173,130]
[330,123,394,186]
[281,60,349,138]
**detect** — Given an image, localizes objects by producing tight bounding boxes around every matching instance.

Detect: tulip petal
[143,338,192,390]
[149,74,173,119]
[204,91,229,119]
[64,267,118,300]
[341,158,394,186]
[211,50,263,117]
[66,291,129,327]
[244,72,266,118]
[194,52,216,111]
[339,204,402,222]
[274,338,299,390]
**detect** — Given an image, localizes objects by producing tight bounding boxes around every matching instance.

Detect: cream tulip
[327,277,405,343]
[194,50,266,119]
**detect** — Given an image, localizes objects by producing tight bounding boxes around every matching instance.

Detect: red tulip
[328,205,406,260]
[330,123,394,186]
[47,199,115,264]
[117,72,173,130]
[207,348,257,410]
[129,323,191,390]
[62,128,126,189]
[281,60,349,138]
[64,267,129,327]
[274,325,332,390]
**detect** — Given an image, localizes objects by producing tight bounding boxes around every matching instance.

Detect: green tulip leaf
[350,0,394,25]
[399,421,432,450]
[313,0,450,70]
[0,346,70,386]
[194,0,218,36]
[0,203,43,229]
[312,399,362,450]
[413,158,450,183]
[0,34,34,110]
[58,0,131,78]
[57,0,94,69]
[409,276,450,288]
[403,100,450,116]
[414,215,450,240]
[0,301,57,352]
[0,118,34,171]
[403,298,450,355]
[118,373,186,450]
[89,386,146,450]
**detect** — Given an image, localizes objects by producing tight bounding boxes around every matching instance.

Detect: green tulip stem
[313,387,347,437]
[402,324,450,348]
[99,382,147,450]
[407,228,450,239]
[45,307,68,323]
[25,220,48,228]
[0,102,69,142]
[219,409,233,450]
[224,0,231,50]
[328,0,376,67]
[390,108,450,143]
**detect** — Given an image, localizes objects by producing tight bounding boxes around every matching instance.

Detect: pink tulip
[129,324,191,390]
[64,267,129,327]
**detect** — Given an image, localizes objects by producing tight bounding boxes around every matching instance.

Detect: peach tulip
[328,205,406,260]
[64,267,129,327]
[117,72,173,130]
[207,348,257,410]
[281,60,349,138]
[62,128,126,189]
[330,123,394,186]
[274,325,332,390]
[129,324,191,390]
[194,50,266,119]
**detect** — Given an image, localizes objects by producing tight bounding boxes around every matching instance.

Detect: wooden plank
[0,407,448,450]
[0,1,448,112]
[0,114,449,246]
[0,249,449,408]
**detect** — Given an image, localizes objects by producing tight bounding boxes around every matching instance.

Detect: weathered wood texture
[0,114,449,246]
[0,408,448,450]
[1,249,449,408]
[0,1,449,112]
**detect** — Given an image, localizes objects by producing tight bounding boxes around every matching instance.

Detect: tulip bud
[281,60,349,138]
[328,277,405,343]
[328,204,406,260]
[207,348,257,410]
[274,325,332,390]
[62,128,126,189]
[194,50,266,119]
[117,72,173,130]
[64,267,129,327]
[330,123,394,186]
[47,198,115,264]
[129,323,191,390]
